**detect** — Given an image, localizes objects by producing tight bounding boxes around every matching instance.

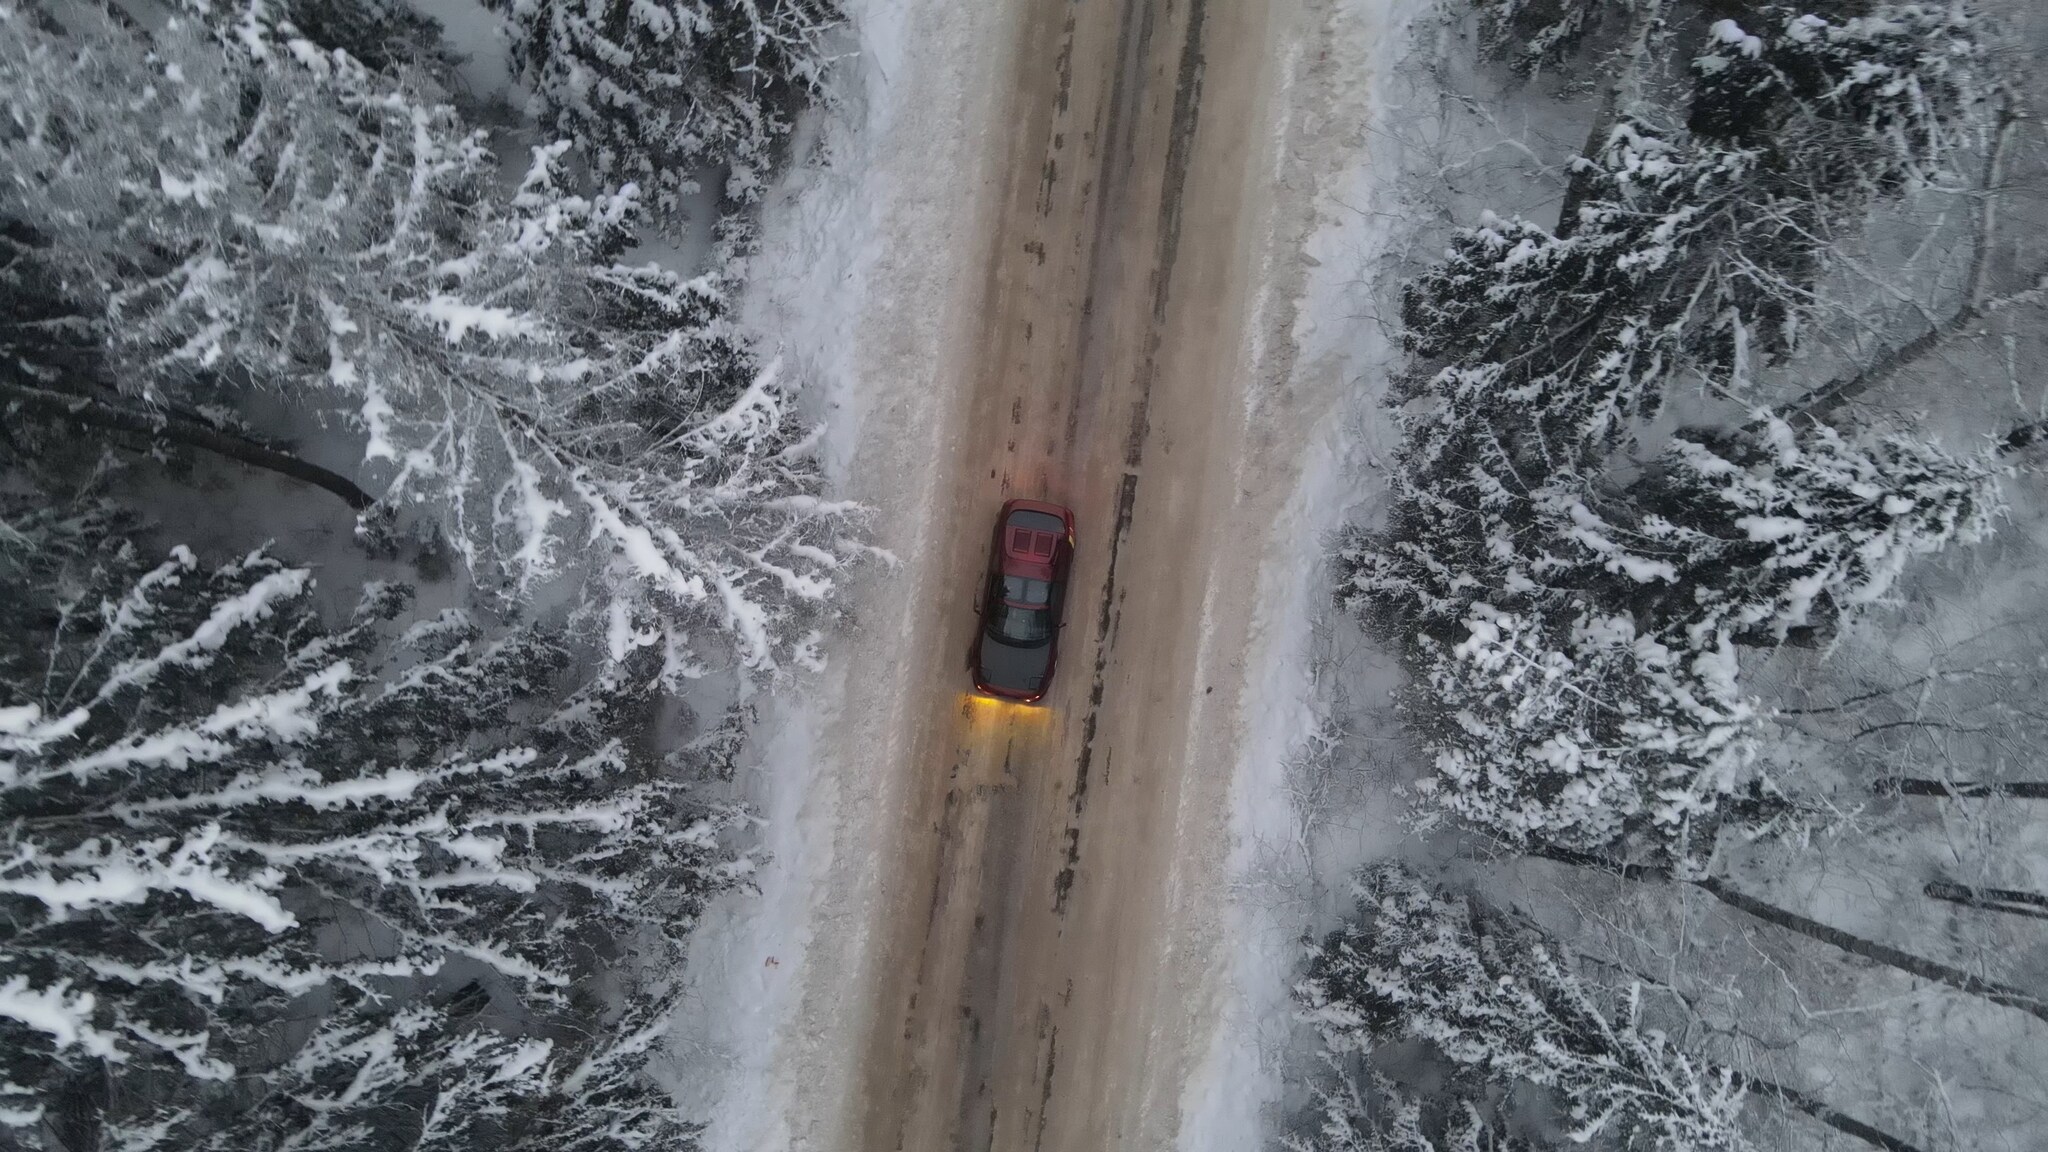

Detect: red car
[971,499,1077,703]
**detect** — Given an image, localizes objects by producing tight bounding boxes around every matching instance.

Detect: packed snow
[656,0,1024,1147]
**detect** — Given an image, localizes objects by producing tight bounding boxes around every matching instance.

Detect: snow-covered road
[668,0,1408,1148]
[825,1,1332,1146]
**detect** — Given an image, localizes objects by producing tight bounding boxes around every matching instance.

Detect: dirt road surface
[823,0,1322,1147]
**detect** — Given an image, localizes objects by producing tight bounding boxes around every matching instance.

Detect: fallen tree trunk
[1873,777,2048,799]
[1925,881,2048,923]
[1,377,376,512]
[1532,845,2048,1025]
[1743,1073,1927,1152]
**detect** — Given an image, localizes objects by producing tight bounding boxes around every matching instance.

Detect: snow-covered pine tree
[1411,600,1765,862]
[1282,1062,1548,1152]
[1675,2,1990,368]
[0,4,859,674]
[1688,4,1987,199]
[1394,123,1774,477]
[1342,397,1760,862]
[1396,5,1988,482]
[1298,863,1752,1151]
[183,0,452,74]
[1468,0,1628,77]
[499,988,698,1152]
[496,0,841,225]
[1281,1063,1394,1152]
[216,978,699,1152]
[1607,413,2004,645]
[0,493,744,1147]
[1351,409,1997,861]
[198,1000,559,1151]
[1377,410,2003,644]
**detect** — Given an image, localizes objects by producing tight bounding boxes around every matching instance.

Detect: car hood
[977,634,1054,695]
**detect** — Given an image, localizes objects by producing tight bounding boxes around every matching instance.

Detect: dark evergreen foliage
[1689,5,1985,188]
[1470,0,1629,76]
[0,488,746,1148]
[1297,865,1750,1150]
[185,0,453,74]
[497,0,842,226]
[1340,2,1998,863]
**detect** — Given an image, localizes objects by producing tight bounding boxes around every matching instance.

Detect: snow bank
[653,694,814,1127]
[1177,423,1359,1150]
[1175,0,1430,1147]
[656,0,1023,1147]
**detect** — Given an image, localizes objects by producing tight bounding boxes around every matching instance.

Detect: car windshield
[1003,576,1052,606]
[986,600,1055,645]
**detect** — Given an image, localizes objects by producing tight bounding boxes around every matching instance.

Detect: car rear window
[987,601,1054,645]
[1003,576,1052,605]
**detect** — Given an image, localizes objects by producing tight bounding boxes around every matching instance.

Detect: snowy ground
[655,0,1026,1145]
[658,0,1470,1146]
[1171,0,1439,1146]
[657,0,1471,1145]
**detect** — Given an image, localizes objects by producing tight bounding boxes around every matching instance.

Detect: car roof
[1000,515,1060,581]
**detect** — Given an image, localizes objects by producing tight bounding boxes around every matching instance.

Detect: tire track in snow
[1056,0,1210,917]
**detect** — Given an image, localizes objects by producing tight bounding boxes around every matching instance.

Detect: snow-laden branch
[501,0,844,229]
[0,525,748,1142]
[0,7,864,676]
[1299,864,1754,1150]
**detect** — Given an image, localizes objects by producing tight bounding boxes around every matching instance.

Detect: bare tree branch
[1786,105,2030,424]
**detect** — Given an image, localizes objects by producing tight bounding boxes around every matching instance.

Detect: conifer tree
[0,3,859,673]
[0,492,744,1147]
[1469,0,1628,77]
[1298,864,1752,1151]
[497,0,841,225]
